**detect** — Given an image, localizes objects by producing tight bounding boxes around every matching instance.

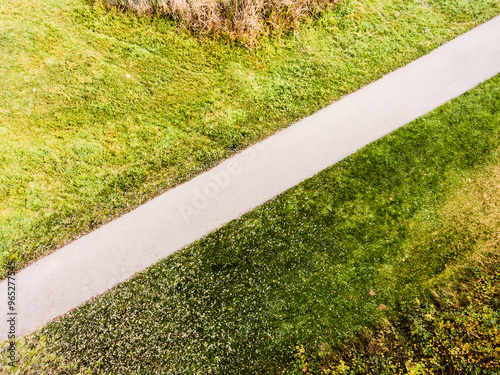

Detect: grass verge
[2,73,499,374]
[1,0,500,277]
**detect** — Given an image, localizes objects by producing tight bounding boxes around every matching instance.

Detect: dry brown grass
[107,0,341,44]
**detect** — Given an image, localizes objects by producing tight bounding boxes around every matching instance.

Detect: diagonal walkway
[2,15,500,340]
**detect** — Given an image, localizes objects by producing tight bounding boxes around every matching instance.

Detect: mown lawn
[1,0,500,275]
[4,74,498,374]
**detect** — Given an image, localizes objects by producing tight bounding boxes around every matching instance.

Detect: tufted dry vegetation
[107,0,342,44]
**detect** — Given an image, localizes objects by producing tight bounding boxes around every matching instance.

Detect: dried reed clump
[107,0,341,44]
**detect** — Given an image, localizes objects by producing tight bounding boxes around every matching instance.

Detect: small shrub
[106,0,342,44]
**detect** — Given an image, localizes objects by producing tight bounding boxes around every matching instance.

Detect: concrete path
[2,15,500,340]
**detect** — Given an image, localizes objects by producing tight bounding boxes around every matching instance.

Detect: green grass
[1,0,500,276]
[5,74,498,374]
[294,165,500,374]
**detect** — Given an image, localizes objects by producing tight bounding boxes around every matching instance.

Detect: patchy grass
[3,74,498,374]
[1,0,500,277]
